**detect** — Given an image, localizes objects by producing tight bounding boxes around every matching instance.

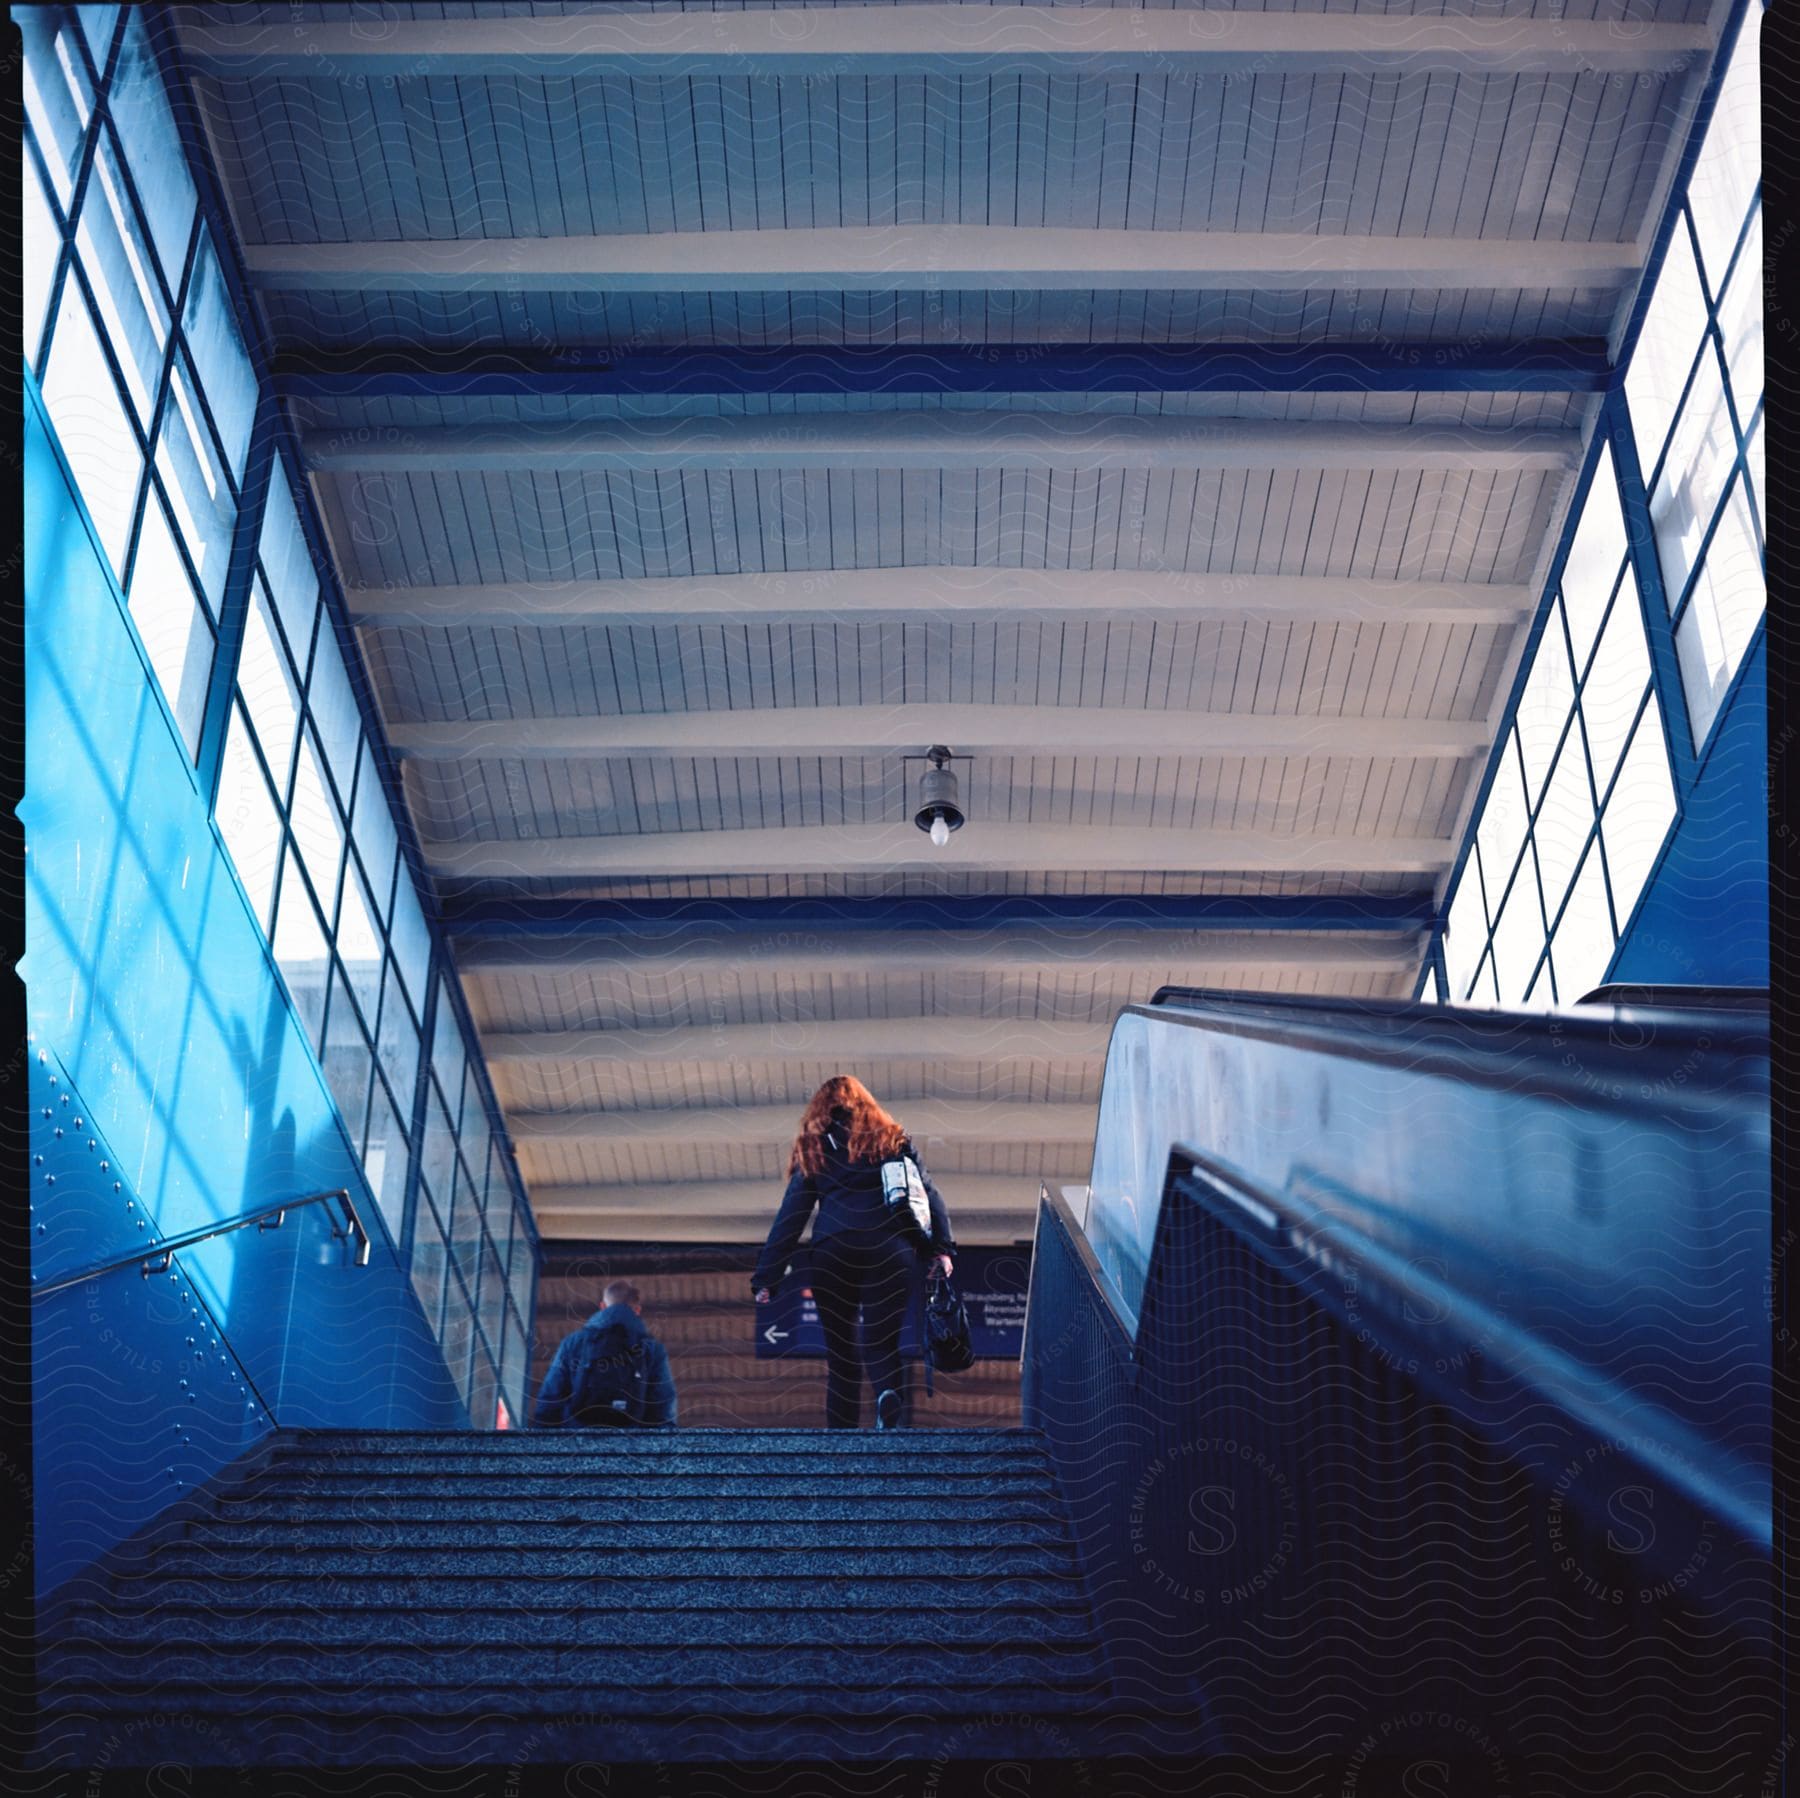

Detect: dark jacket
[752,1134,955,1296]
[532,1303,678,1428]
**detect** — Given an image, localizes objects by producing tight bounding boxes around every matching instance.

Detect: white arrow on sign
[763,1325,789,1344]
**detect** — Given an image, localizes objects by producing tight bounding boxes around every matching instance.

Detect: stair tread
[56,1607,1096,1647]
[172,1530,1069,1557]
[69,1574,1088,1609]
[45,1643,1107,1687]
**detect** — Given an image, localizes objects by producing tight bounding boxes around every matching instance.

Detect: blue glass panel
[182,228,258,482]
[25,389,464,1577]
[107,11,197,282]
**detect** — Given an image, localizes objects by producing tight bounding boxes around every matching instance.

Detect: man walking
[532,1278,679,1428]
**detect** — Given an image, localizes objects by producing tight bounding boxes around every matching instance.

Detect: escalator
[1023,987,1773,1791]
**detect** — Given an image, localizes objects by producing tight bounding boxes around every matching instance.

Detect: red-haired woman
[752,1076,956,1430]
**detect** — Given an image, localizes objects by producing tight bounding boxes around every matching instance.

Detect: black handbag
[924,1272,976,1374]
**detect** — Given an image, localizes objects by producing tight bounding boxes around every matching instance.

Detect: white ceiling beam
[260,230,1638,300]
[523,1178,1056,1219]
[347,570,1536,631]
[454,926,1423,979]
[508,1101,1096,1147]
[389,706,1490,763]
[183,11,1709,80]
[425,824,1455,881]
[485,1018,1117,1067]
[304,413,1577,477]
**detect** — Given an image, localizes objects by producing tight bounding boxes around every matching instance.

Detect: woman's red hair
[789,1075,907,1177]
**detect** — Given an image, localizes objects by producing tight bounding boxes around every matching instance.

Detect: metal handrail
[30,1188,369,1301]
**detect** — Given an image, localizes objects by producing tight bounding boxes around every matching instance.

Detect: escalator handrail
[1135,985,1767,1121]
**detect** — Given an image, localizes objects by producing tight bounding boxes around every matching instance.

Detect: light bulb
[929,815,951,848]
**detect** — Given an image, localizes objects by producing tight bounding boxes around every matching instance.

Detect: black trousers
[810,1232,918,1429]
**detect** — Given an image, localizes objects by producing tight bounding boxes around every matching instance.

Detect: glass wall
[21,3,537,1428]
[1427,4,1762,1010]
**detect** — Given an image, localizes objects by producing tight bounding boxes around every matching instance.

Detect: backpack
[879,1150,934,1237]
[568,1320,649,1425]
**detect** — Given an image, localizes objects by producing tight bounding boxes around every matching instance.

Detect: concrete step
[176,1517,1070,1549]
[56,1602,1099,1649]
[207,1492,1059,1523]
[105,1571,1094,1609]
[263,1448,1052,1479]
[131,1542,1080,1580]
[33,1697,1174,1771]
[42,1655,1101,1713]
[43,1642,1108,1690]
[232,1475,1051,1504]
[276,1428,1043,1455]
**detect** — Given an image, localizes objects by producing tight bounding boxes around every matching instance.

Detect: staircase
[37,1426,1171,1770]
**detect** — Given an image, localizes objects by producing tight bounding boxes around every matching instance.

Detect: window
[215,705,283,929]
[1580,590,1651,799]
[1533,731,1595,928]
[1513,617,1575,803]
[126,483,212,755]
[181,230,257,482]
[1488,846,1545,1004]
[1560,446,1627,680]
[1650,342,1736,613]
[74,129,168,427]
[1443,852,1488,1002]
[1601,710,1678,932]
[1674,475,1763,746]
[25,0,538,1400]
[362,1073,412,1247]
[154,352,237,616]
[1626,226,1708,480]
[1684,4,1761,285]
[236,580,302,800]
[41,281,142,577]
[23,154,63,368]
[106,11,196,281]
[20,7,93,210]
[272,851,331,1050]
[1552,846,1617,1011]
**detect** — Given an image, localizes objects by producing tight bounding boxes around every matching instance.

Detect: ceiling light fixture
[913,746,966,848]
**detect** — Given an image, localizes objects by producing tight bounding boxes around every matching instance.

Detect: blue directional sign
[753,1245,1031,1361]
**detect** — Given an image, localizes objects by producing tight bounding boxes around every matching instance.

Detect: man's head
[603,1278,642,1314]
